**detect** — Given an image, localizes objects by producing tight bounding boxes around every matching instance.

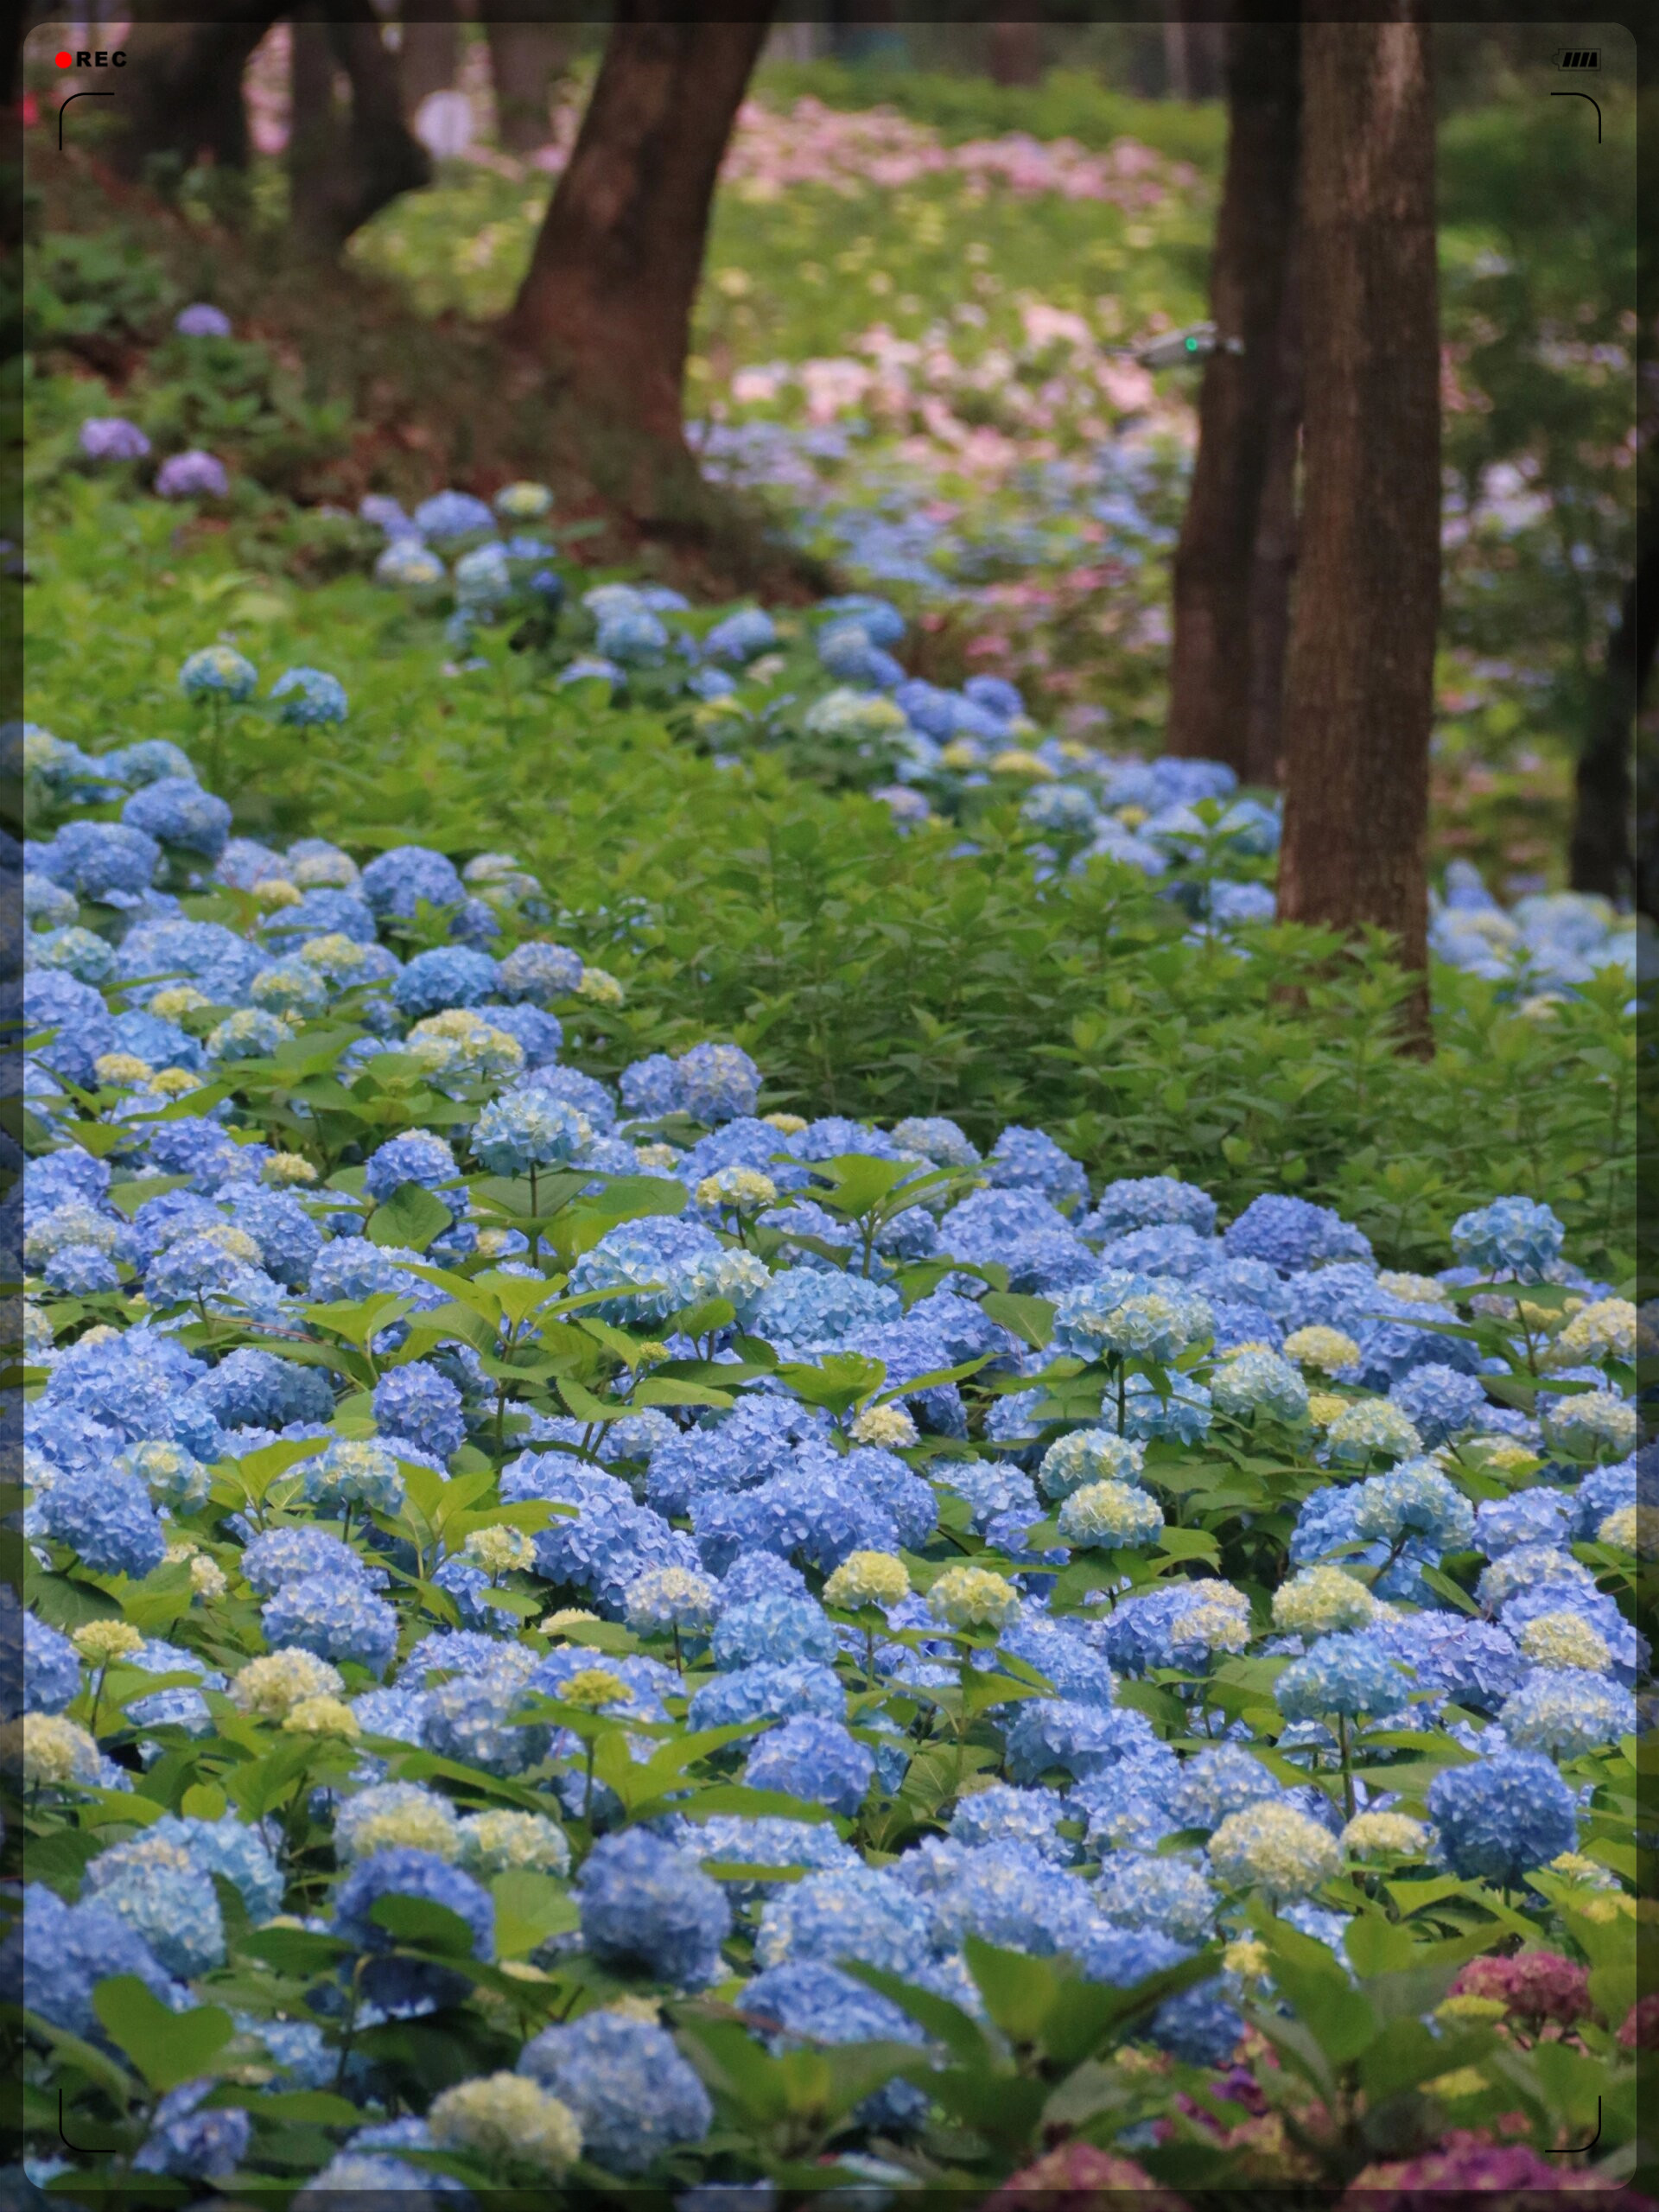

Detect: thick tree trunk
[1166,18,1300,777]
[1571,501,1656,904]
[988,22,1044,88]
[1242,236,1302,786]
[483,16,575,154]
[399,0,460,118]
[108,5,277,180]
[505,10,772,456]
[1276,16,1440,1029]
[289,2,432,255]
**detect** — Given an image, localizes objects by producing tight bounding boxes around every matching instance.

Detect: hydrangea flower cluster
[16,708,1643,2198]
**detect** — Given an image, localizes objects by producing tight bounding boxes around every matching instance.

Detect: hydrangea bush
[12,680,1649,2199]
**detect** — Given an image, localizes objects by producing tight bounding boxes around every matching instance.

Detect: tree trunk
[289,1,432,255]
[1570,500,1656,904]
[1163,19,1192,100]
[398,0,460,118]
[1166,17,1300,777]
[1276,16,1440,1033]
[988,22,1044,88]
[108,5,277,180]
[1242,234,1302,786]
[505,10,772,461]
[483,16,575,154]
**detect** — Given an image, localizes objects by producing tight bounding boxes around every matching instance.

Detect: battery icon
[1554,48,1599,67]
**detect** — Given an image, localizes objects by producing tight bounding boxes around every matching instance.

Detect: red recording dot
[55,50,73,67]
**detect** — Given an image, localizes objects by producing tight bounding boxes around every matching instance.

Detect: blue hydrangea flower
[713,1589,837,1672]
[84,1833,226,1976]
[1351,1459,1475,1551]
[1148,1984,1243,2066]
[1094,1852,1218,1944]
[262,1573,398,1677]
[688,1660,846,1730]
[1451,1197,1565,1281]
[332,1846,493,2012]
[948,1782,1073,1863]
[1276,1632,1409,1722]
[1224,1194,1373,1274]
[133,2081,250,2179]
[745,1715,874,1815]
[121,777,232,864]
[156,450,229,499]
[1497,1669,1636,1758]
[302,1440,406,1517]
[620,1052,685,1118]
[372,1363,466,1459]
[1427,1751,1577,1884]
[577,1827,731,1989]
[753,1266,902,1351]
[738,1961,926,2130]
[518,2011,712,2174]
[677,1040,761,1123]
[269,668,348,726]
[413,490,494,539]
[985,1124,1090,1211]
[79,416,151,461]
[24,1612,81,1713]
[175,302,232,336]
[36,1463,166,1578]
[359,844,465,922]
[496,938,584,1003]
[363,1128,461,1209]
[472,1089,592,1174]
[16,1885,183,2041]
[568,1217,727,1325]
[391,944,497,1018]
[180,645,257,701]
[1004,1698,1159,1785]
[1389,1361,1489,1445]
[754,1863,932,1976]
[148,1812,283,1919]
[241,1525,375,1596]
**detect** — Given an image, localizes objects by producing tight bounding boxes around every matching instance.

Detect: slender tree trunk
[1166,18,1300,776]
[988,22,1044,87]
[289,1,432,255]
[1242,235,1302,785]
[505,10,772,458]
[1570,500,1656,903]
[399,0,460,117]
[483,16,575,153]
[1277,16,1440,1035]
[108,5,277,180]
[1163,19,1192,100]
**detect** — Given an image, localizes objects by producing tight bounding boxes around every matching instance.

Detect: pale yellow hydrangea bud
[264,1153,319,1185]
[825,1551,911,1611]
[762,1113,808,1135]
[15,1713,101,1786]
[1597,1504,1650,1556]
[575,967,624,1007]
[463,1524,537,1577]
[1306,1392,1351,1428]
[633,1144,682,1173]
[428,2075,581,2174]
[251,877,303,910]
[1425,2067,1490,2101]
[73,1619,144,1665]
[1435,1994,1507,2025]
[849,1402,918,1449]
[147,1067,202,1097]
[189,1555,229,1599]
[1548,1851,1618,1889]
[557,1668,632,1712]
[1273,1565,1376,1638]
[232,1649,346,1720]
[1223,1938,1270,1981]
[1518,1611,1612,1673]
[282,1696,359,1738]
[927,1564,1020,1630]
[989,748,1053,779]
[149,986,211,1020]
[1282,1326,1361,1376]
[696,1167,777,1213]
[1341,1810,1430,1858]
[94,1052,153,1086]
[1376,1272,1449,1306]
[603,1993,662,2024]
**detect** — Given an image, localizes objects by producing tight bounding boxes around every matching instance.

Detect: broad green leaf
[91,1978,234,2092]
[367,1180,454,1254]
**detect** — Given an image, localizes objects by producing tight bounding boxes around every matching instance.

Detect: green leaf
[492,1871,579,1960]
[367,1180,454,1254]
[982,1291,1055,1349]
[368,1893,480,1958]
[963,1935,1059,2044]
[91,1977,234,2092]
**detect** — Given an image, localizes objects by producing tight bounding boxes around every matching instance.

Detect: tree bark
[1276,16,1440,1029]
[505,10,773,457]
[1570,499,1656,904]
[483,16,575,154]
[107,5,278,180]
[1166,17,1300,778]
[1242,234,1302,787]
[289,2,432,256]
[988,22,1044,88]
[398,0,460,118]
